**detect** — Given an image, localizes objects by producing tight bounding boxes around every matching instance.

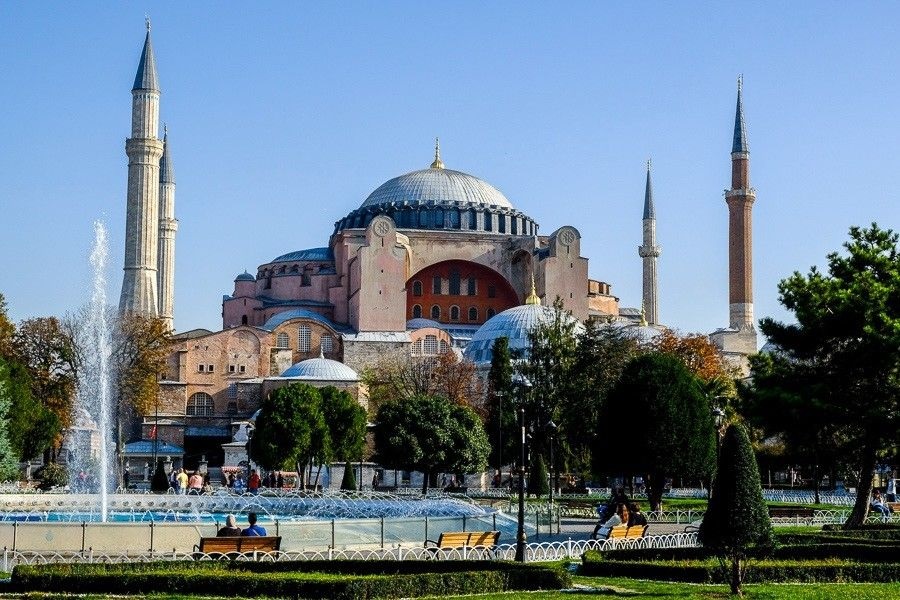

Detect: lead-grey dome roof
[464,304,582,365]
[280,356,359,381]
[361,168,513,210]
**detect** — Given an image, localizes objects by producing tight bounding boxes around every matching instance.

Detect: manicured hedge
[12,560,571,598]
[581,558,900,583]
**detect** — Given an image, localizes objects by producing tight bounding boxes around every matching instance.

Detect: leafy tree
[0,357,58,462]
[486,336,515,472]
[561,322,641,479]
[251,383,328,489]
[594,352,716,511]
[652,329,738,400]
[12,317,78,433]
[110,313,171,417]
[0,376,21,480]
[0,292,15,360]
[741,351,843,504]
[319,386,367,463]
[374,394,489,494]
[363,351,482,416]
[755,224,900,527]
[699,424,772,596]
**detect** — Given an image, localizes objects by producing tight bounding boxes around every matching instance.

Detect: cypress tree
[699,424,772,596]
[528,454,550,498]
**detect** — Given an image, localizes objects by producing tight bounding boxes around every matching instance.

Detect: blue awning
[122,440,184,455]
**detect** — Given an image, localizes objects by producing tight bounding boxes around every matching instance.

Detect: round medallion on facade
[558,227,578,247]
[372,216,392,237]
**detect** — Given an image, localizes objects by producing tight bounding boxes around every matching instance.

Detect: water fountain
[65,221,115,521]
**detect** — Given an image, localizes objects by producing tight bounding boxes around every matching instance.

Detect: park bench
[607,524,648,540]
[193,536,281,559]
[768,507,815,524]
[887,502,900,514]
[425,531,500,556]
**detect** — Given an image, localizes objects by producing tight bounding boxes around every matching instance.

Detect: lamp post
[546,420,557,506]
[512,373,532,563]
[495,389,504,484]
[711,406,726,496]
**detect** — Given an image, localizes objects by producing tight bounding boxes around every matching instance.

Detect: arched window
[412,280,423,297]
[430,305,441,320]
[432,275,442,294]
[484,213,493,232]
[424,335,438,355]
[320,333,333,354]
[449,209,460,229]
[487,308,496,319]
[419,210,429,228]
[450,305,460,321]
[432,208,444,228]
[498,215,506,233]
[449,271,460,295]
[241,315,248,325]
[298,325,311,352]
[412,304,422,319]
[467,277,476,295]
[276,332,290,348]
[227,383,237,399]
[187,392,214,417]
[468,307,478,321]
[468,210,478,230]
[440,340,449,353]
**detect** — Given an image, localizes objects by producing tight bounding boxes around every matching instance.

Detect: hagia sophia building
[117,25,757,476]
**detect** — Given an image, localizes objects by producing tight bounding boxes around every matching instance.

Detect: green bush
[12,560,571,598]
[340,461,357,491]
[34,462,68,490]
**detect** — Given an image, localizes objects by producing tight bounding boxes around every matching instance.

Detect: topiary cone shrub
[340,461,357,491]
[699,424,772,596]
[528,455,549,498]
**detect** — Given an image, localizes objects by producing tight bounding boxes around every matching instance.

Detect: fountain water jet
[68,222,115,521]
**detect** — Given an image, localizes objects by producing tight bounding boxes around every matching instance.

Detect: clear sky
[2,3,898,338]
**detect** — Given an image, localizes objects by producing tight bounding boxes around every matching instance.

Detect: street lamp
[546,420,557,506]
[712,406,726,456]
[512,373,532,562]
[495,389,504,484]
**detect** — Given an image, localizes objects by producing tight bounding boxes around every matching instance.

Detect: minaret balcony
[724,187,756,199]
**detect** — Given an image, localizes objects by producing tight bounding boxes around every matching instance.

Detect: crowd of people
[591,487,648,540]
[215,512,268,537]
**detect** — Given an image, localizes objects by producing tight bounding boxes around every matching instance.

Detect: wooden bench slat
[426,531,500,549]
[196,536,281,555]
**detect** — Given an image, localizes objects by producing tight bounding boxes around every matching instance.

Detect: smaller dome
[406,318,443,330]
[464,304,582,365]
[235,271,255,282]
[280,357,359,381]
[621,323,663,343]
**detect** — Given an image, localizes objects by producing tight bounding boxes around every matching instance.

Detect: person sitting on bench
[241,512,267,536]
[592,503,629,540]
[217,514,242,536]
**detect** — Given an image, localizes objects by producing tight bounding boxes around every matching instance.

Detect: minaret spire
[157,126,177,330]
[725,75,756,332]
[430,137,444,169]
[120,23,164,317]
[638,159,661,325]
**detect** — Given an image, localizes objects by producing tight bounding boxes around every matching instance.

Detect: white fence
[0,532,701,570]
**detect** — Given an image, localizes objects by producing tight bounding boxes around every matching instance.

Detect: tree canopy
[374,394,489,494]
[753,224,900,526]
[594,352,716,510]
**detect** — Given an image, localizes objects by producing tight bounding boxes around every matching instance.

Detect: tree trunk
[295,461,304,491]
[313,463,322,490]
[845,442,877,529]
[730,554,743,596]
[421,470,430,495]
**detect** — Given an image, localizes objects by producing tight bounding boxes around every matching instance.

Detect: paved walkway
[522,518,689,545]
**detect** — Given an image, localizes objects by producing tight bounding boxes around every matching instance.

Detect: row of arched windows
[411,304,495,321]
[334,206,537,236]
[411,273,478,297]
[275,328,333,353]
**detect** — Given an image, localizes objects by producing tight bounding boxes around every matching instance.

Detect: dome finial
[525,273,541,305]
[430,137,444,169]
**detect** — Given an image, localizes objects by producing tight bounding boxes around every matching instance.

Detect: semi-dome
[464,302,581,365]
[361,167,513,210]
[280,355,359,381]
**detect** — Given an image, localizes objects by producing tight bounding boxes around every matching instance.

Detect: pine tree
[699,424,772,596]
[528,454,550,498]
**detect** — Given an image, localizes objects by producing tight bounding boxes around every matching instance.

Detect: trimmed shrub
[340,461,357,491]
[12,560,571,598]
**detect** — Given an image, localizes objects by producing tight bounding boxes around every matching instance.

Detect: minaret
[120,20,163,317]
[638,159,661,325]
[157,125,177,330]
[726,76,756,331]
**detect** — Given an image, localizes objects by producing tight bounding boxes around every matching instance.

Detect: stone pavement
[526,518,689,545]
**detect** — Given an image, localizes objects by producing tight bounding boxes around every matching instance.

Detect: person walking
[248,469,261,495]
[175,468,189,495]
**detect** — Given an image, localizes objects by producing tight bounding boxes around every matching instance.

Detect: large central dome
[360,167,513,210]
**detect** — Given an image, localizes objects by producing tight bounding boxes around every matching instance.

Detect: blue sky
[1,3,898,338]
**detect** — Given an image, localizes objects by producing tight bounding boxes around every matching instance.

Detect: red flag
[149,425,157,440]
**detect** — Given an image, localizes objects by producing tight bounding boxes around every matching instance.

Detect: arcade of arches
[407,260,519,325]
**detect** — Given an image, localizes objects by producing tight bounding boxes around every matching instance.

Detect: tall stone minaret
[157,126,177,329]
[120,20,163,317]
[638,159,661,325]
[726,76,755,332]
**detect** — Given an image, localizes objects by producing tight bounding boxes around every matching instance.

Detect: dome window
[298,325,311,352]
[468,209,478,230]
[419,211,430,228]
[432,208,444,228]
[276,332,290,349]
[449,209,460,229]
[321,333,333,354]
